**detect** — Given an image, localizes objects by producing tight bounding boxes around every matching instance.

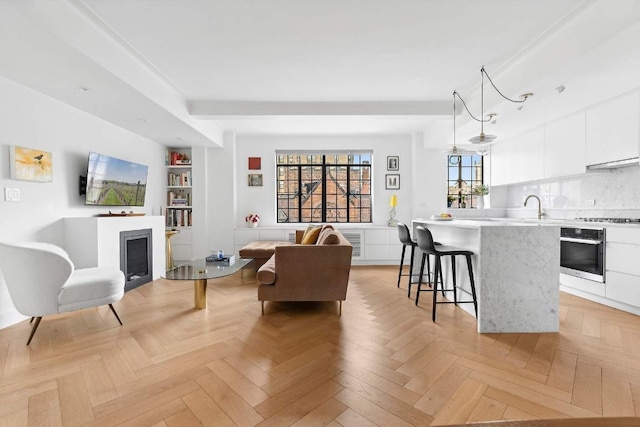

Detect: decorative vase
[477,196,484,209]
[247,222,258,228]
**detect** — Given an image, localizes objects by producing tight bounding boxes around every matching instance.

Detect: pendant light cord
[453,91,456,148]
[480,70,485,134]
[453,91,490,123]
[481,66,527,103]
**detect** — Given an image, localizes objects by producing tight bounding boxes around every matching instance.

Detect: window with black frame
[276,152,372,223]
[447,154,484,208]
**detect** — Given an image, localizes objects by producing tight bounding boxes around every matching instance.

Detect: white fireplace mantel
[63,216,165,279]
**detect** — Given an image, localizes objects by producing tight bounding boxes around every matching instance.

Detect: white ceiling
[2,0,639,148]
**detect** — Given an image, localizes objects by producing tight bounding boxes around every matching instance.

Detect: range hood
[586,157,640,171]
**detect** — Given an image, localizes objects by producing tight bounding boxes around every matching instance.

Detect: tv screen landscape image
[85,152,148,206]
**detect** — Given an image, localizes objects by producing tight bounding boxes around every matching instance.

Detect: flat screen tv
[84,152,148,206]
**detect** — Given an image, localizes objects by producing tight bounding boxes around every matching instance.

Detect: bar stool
[397,223,440,298]
[414,226,478,322]
[396,223,420,297]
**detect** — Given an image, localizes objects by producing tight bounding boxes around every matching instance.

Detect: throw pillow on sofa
[301,225,322,244]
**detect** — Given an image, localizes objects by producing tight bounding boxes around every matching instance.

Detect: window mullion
[297,165,302,223]
[321,157,327,223]
[346,164,351,222]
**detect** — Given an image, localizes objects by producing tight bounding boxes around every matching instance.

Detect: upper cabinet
[585,91,640,166]
[490,128,544,186]
[490,139,513,187]
[544,111,586,179]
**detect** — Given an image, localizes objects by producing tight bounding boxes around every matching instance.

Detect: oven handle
[560,237,603,245]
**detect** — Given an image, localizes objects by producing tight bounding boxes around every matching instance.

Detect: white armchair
[0,241,125,345]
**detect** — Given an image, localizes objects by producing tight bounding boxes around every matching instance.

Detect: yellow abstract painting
[10,145,53,182]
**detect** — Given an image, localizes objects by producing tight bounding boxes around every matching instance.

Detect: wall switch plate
[584,199,596,206]
[4,187,20,202]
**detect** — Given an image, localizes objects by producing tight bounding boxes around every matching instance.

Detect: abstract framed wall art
[387,156,399,171]
[385,174,400,190]
[248,174,263,186]
[10,145,53,182]
[248,157,262,170]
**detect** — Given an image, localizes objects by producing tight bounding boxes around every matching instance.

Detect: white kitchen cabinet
[585,91,640,166]
[606,271,640,307]
[363,228,402,263]
[606,227,640,245]
[489,140,513,186]
[544,112,586,178]
[605,227,640,305]
[490,128,544,185]
[606,241,640,276]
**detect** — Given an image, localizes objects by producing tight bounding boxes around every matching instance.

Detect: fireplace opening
[120,228,153,291]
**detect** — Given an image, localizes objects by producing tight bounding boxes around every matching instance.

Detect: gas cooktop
[576,217,640,223]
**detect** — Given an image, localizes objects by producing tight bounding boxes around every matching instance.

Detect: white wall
[0,76,166,328]
[203,132,238,257]
[236,134,414,224]
[202,133,425,255]
[411,131,449,219]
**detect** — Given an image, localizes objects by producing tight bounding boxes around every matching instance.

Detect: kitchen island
[412,218,560,333]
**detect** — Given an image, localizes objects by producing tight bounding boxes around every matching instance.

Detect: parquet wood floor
[2,265,640,426]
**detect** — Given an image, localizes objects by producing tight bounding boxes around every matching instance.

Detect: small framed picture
[248,157,261,170]
[385,174,400,190]
[248,174,263,186]
[387,156,399,171]
[10,145,53,182]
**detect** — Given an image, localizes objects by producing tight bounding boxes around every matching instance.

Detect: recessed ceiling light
[137,118,149,123]
[175,137,182,141]
[555,85,566,94]
[78,86,90,92]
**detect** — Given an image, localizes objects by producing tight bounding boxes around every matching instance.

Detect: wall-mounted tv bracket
[79,175,87,196]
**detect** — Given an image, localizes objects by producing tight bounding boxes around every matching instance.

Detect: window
[447,155,483,208]
[276,152,372,223]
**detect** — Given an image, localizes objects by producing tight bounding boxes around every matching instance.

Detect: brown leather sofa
[255,225,353,314]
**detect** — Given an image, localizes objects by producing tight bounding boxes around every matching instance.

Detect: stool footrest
[435,300,476,305]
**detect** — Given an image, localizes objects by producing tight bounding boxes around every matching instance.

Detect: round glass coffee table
[163,257,252,309]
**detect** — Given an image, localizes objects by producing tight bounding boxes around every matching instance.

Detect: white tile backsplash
[505,165,640,219]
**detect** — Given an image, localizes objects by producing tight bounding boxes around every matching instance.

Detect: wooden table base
[194,278,207,309]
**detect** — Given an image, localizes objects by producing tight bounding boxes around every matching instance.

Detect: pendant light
[469,68,497,144]
[450,90,493,155]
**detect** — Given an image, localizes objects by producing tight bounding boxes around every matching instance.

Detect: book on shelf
[167,149,192,166]
[171,198,188,206]
[165,208,192,227]
[168,171,191,186]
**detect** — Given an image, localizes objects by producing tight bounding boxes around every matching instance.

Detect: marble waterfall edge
[478,226,560,333]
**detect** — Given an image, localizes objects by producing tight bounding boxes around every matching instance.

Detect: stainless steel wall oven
[560,227,605,283]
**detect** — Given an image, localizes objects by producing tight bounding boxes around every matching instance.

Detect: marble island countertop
[415,217,561,228]
[418,216,640,228]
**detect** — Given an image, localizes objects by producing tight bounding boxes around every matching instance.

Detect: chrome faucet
[524,194,543,220]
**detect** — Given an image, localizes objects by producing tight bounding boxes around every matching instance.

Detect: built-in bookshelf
[165,148,192,228]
